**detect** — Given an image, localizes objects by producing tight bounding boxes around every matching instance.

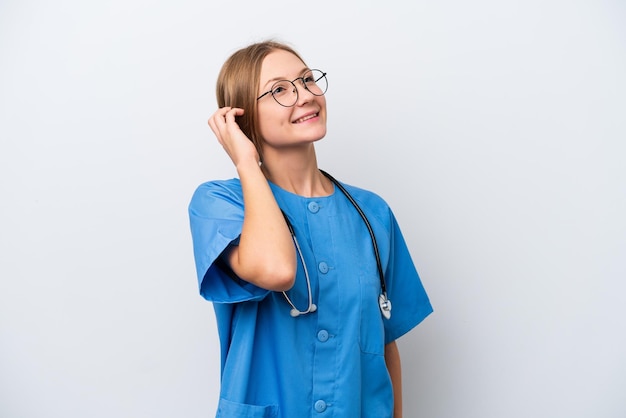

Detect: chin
[307,128,327,143]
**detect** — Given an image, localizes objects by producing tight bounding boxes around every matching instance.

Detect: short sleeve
[382,211,433,344]
[188,180,271,303]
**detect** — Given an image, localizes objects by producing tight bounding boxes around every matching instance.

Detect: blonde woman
[189,40,432,418]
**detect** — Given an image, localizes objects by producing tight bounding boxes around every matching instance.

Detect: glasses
[257,69,328,107]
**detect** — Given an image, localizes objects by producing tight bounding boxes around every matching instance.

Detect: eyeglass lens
[271,70,328,107]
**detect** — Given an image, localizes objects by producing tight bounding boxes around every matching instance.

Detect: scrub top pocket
[216,398,279,418]
[358,272,385,356]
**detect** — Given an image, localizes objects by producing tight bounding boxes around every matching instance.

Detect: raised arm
[208,107,296,291]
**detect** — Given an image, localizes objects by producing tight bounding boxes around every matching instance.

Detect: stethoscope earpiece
[289,303,317,318]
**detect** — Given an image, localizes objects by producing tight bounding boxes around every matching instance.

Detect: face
[256,49,327,152]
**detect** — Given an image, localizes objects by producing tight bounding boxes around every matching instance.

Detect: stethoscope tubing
[280,170,390,318]
[319,170,388,297]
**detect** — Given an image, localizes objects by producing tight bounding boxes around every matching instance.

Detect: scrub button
[314,400,327,412]
[317,329,329,342]
[318,262,329,274]
[308,201,320,213]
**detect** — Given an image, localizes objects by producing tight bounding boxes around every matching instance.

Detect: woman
[189,40,432,418]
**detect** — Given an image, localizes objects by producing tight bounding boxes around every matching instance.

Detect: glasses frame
[257,69,328,107]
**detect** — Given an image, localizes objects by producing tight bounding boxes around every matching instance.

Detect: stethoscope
[280,170,392,320]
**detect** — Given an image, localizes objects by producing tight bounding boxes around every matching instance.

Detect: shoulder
[189,178,243,212]
[192,178,241,197]
[339,181,391,212]
[336,180,396,229]
[191,178,242,201]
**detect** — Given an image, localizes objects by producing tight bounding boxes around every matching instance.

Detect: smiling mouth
[293,113,319,124]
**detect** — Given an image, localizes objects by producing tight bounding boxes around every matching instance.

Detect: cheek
[319,95,327,108]
[258,110,290,140]
[314,96,327,119]
[258,117,276,140]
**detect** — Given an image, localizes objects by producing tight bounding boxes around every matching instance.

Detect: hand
[208,107,260,167]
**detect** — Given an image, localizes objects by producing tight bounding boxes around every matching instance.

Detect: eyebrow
[260,67,310,90]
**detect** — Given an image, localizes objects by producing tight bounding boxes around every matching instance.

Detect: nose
[293,78,314,105]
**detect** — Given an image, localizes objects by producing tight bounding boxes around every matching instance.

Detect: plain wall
[1,0,624,417]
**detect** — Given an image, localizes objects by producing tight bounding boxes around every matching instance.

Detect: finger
[212,107,231,124]
[208,118,219,139]
[208,107,233,138]
[224,107,245,124]
[208,113,222,138]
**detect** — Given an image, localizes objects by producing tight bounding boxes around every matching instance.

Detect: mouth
[292,112,319,124]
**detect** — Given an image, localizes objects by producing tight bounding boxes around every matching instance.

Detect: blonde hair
[216,40,307,161]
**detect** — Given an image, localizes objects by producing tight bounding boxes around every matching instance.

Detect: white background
[1,0,625,417]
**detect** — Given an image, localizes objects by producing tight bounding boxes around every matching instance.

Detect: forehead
[259,49,307,83]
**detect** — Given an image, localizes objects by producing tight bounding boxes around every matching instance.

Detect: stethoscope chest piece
[378,294,392,320]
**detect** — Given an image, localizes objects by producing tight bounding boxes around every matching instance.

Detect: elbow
[231,245,297,291]
[255,244,297,291]
[262,261,296,292]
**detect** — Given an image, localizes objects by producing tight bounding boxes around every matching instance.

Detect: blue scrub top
[189,177,432,418]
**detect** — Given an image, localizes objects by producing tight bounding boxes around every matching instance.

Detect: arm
[385,341,403,418]
[208,107,296,291]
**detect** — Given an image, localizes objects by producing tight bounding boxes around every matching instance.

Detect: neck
[261,147,332,197]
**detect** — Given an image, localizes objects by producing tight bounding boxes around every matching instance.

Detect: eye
[272,86,286,94]
[272,81,292,96]
[303,73,316,84]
